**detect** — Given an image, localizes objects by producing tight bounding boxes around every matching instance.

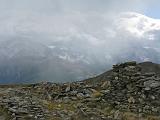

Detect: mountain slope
[85,61,160,84]
[1,61,160,120]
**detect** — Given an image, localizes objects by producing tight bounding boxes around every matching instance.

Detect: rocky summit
[1,61,160,120]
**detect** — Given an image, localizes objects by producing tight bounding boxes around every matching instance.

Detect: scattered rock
[0,61,160,119]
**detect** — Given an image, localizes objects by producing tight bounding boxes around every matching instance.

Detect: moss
[122,112,160,120]
[147,116,160,120]
[92,91,103,98]
[44,101,76,112]
[0,93,6,97]
[0,106,11,120]
[49,117,61,120]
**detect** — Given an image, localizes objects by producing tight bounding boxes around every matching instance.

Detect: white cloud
[116,12,160,39]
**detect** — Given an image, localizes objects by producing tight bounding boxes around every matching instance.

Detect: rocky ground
[1,61,160,120]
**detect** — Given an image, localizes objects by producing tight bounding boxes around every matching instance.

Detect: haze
[0,0,160,83]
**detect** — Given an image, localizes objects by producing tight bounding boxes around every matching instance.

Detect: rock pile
[104,61,160,115]
[0,88,49,120]
[1,61,160,120]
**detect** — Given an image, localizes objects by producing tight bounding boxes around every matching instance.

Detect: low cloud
[0,0,160,83]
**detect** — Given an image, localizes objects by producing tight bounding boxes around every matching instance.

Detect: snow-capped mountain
[0,12,160,83]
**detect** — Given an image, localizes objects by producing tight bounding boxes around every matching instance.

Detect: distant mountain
[1,12,160,83]
[0,38,111,84]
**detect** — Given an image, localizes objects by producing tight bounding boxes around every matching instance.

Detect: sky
[0,0,159,57]
[0,0,159,62]
[0,0,160,83]
[0,0,159,17]
[144,2,160,19]
[0,0,158,37]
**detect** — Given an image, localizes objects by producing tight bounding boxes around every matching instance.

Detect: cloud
[0,0,153,37]
[0,0,160,83]
[0,0,149,14]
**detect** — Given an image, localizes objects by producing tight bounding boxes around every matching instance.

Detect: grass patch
[0,106,11,120]
[42,100,76,112]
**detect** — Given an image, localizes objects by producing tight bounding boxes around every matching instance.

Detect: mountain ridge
[84,61,160,85]
[1,61,160,120]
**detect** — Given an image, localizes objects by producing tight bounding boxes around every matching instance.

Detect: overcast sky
[0,0,159,56]
[0,0,158,44]
[0,0,159,50]
[0,0,158,34]
[0,0,159,17]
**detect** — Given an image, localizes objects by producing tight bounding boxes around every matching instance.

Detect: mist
[0,0,160,83]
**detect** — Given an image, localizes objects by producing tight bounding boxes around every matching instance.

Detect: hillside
[84,61,160,84]
[1,61,160,120]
